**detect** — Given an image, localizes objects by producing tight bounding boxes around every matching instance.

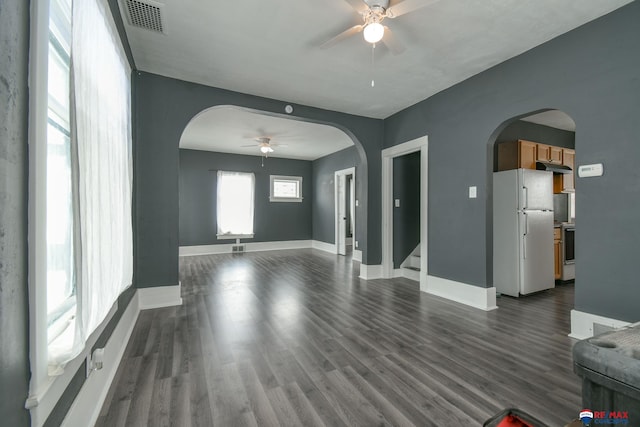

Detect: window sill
[269,197,303,203]
[216,234,254,240]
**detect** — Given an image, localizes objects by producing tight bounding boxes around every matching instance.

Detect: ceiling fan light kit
[363,21,384,43]
[323,0,431,54]
[260,145,274,154]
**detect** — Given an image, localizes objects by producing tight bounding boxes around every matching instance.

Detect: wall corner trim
[360,264,383,280]
[423,275,498,311]
[138,283,183,310]
[569,309,631,340]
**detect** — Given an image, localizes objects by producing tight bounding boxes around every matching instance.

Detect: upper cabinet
[497,140,575,193]
[537,144,563,164]
[497,140,537,170]
[553,148,575,193]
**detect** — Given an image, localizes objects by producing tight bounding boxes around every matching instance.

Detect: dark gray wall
[179,149,312,245]
[393,152,421,268]
[312,146,359,244]
[0,1,31,425]
[497,120,576,148]
[384,2,640,322]
[135,74,379,288]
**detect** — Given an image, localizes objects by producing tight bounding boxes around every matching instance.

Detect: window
[270,175,303,202]
[46,0,76,365]
[217,171,255,238]
[28,0,133,417]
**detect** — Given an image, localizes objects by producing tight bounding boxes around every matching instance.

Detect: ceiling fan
[241,137,286,157]
[321,0,438,54]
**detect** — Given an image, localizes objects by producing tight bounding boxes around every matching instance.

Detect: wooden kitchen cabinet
[554,227,562,280]
[537,143,551,162]
[538,143,563,164]
[550,146,563,164]
[553,148,575,193]
[497,140,537,171]
[562,148,575,191]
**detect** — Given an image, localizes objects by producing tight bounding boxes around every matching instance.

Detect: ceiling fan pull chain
[371,43,376,87]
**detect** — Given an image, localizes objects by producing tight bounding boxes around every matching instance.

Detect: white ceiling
[179,107,354,160]
[121,0,627,159]
[118,0,631,120]
[521,110,576,132]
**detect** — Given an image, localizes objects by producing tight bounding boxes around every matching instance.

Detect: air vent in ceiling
[124,0,165,34]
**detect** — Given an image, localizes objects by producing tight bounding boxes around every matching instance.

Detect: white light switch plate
[469,186,477,198]
[395,199,400,208]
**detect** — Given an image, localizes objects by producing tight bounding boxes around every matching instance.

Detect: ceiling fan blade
[386,0,439,18]
[320,25,364,49]
[382,26,405,55]
[270,143,288,147]
[240,144,258,147]
[343,0,368,13]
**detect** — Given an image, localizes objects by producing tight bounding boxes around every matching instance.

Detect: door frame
[381,136,428,289]
[335,167,356,256]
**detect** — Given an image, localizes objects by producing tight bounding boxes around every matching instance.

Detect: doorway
[381,136,428,289]
[335,167,355,256]
[489,110,576,307]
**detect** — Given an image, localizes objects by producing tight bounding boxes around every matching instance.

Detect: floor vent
[232,245,245,253]
[124,0,165,34]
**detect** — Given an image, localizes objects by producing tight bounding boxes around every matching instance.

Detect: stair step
[404,266,420,272]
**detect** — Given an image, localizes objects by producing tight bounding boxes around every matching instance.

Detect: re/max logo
[593,412,629,419]
[588,411,630,425]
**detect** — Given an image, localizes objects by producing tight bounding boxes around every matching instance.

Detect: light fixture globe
[260,145,274,154]
[363,22,384,44]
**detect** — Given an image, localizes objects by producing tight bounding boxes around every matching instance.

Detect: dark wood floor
[97,249,581,426]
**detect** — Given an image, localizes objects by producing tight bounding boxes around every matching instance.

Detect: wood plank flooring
[97,249,581,426]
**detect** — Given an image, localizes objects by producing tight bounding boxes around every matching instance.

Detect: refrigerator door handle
[522,213,527,259]
[522,186,528,209]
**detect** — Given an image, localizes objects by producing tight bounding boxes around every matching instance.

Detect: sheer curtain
[217,171,255,237]
[49,0,133,373]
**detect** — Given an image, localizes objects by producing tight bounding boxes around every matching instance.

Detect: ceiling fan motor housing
[364,0,389,9]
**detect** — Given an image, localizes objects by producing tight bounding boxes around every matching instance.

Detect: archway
[176,105,369,264]
[487,109,577,318]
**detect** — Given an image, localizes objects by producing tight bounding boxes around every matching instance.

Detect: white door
[337,174,347,255]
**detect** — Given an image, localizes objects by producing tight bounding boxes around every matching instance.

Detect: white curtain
[49,0,133,373]
[217,171,255,237]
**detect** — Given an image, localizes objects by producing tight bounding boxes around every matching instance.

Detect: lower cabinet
[554,227,562,280]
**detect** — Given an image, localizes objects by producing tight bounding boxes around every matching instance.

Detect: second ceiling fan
[321,0,438,54]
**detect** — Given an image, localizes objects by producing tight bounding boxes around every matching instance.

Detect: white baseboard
[569,309,631,340]
[180,240,345,257]
[423,275,498,311]
[138,283,183,310]
[62,292,140,427]
[180,240,317,256]
[394,268,420,282]
[353,250,362,262]
[360,264,383,280]
[312,240,337,254]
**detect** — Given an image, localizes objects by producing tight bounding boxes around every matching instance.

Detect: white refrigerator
[493,169,555,297]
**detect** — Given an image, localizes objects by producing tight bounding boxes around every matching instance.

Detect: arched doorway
[176,105,368,265]
[487,109,577,317]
